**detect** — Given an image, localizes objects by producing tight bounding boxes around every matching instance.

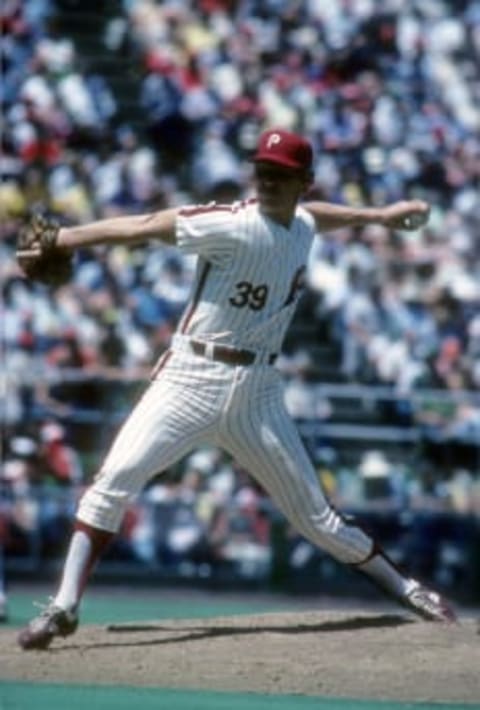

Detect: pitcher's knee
[77,485,130,533]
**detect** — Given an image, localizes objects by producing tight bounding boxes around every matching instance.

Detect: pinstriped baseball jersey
[77,197,374,566]
[175,199,314,352]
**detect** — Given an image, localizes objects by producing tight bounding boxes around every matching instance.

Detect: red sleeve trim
[178,198,256,218]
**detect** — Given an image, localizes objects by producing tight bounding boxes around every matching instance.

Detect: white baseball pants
[77,349,373,564]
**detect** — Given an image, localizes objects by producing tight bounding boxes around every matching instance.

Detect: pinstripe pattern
[175,201,315,351]
[218,365,372,563]
[78,350,372,563]
[78,351,228,530]
[77,199,375,565]
[177,260,211,334]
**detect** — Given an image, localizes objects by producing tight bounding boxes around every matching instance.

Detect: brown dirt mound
[1,611,479,703]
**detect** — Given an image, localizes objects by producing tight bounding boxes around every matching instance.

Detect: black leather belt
[190,339,276,366]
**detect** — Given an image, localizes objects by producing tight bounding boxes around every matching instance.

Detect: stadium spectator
[1,0,479,581]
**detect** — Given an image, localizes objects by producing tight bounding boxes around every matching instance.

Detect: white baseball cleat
[403,582,457,623]
[18,601,79,650]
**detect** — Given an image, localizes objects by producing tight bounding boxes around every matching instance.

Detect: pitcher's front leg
[223,401,456,622]
[78,376,210,531]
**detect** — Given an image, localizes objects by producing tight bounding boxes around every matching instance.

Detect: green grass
[2,586,293,628]
[1,682,475,710]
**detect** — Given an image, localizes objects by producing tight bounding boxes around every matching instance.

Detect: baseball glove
[16,212,73,287]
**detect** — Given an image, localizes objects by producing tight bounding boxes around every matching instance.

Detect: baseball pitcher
[17,129,456,650]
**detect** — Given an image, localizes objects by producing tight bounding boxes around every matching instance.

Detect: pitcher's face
[254,163,312,226]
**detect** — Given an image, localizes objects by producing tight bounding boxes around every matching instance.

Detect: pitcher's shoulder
[296,204,317,229]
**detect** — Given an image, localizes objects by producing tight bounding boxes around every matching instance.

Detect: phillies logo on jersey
[266,133,281,149]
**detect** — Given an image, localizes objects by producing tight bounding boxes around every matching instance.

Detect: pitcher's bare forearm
[303,199,430,232]
[56,209,179,250]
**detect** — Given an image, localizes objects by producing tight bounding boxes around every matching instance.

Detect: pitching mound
[1,611,479,703]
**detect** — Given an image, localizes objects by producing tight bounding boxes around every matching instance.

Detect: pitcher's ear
[303,170,315,189]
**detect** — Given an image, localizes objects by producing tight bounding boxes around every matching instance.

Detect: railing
[8,368,477,470]
[3,365,480,596]
[2,487,480,602]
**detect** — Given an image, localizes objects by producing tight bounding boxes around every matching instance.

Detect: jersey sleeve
[176,202,239,266]
[296,205,317,232]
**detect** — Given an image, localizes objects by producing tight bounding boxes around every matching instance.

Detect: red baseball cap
[253,128,313,171]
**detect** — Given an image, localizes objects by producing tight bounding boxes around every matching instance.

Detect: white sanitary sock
[54,530,92,611]
[358,553,417,598]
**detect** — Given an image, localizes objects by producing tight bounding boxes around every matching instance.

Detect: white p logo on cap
[266,133,281,149]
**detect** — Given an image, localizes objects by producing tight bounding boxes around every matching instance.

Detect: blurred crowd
[1,0,480,607]
[1,436,479,605]
[2,0,479,394]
